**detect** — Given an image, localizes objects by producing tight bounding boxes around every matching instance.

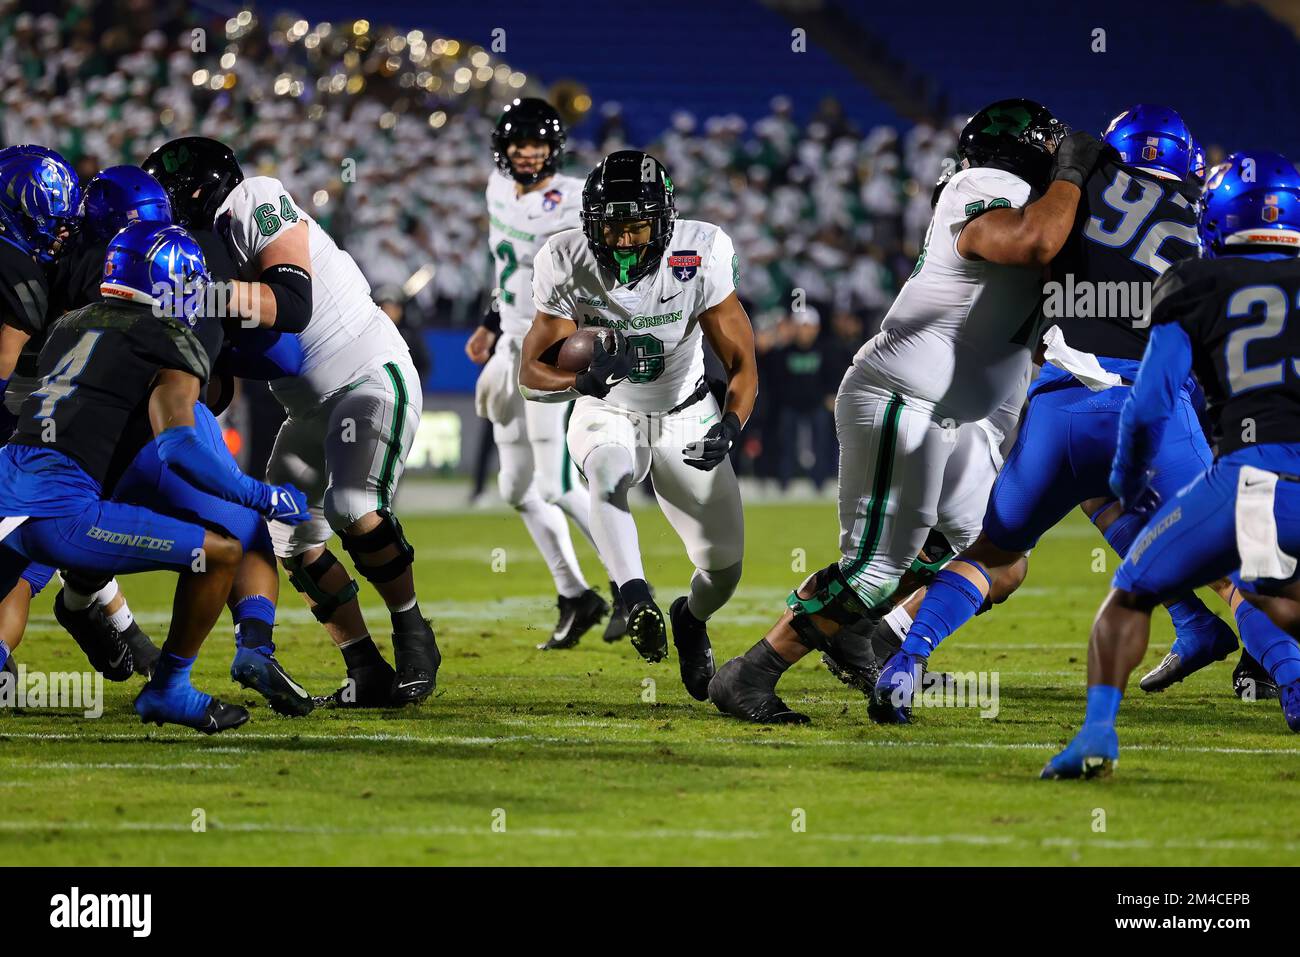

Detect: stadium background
[6,0,1300,500]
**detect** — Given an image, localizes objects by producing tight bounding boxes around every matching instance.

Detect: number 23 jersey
[532,219,737,412]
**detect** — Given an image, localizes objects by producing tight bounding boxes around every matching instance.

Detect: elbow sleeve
[260,263,313,333]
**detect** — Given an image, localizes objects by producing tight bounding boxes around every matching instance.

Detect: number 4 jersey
[8,298,222,488]
[532,219,737,412]
[215,176,408,407]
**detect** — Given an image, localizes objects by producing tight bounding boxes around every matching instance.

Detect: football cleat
[626,599,668,663]
[391,623,441,705]
[822,623,883,696]
[1280,680,1300,733]
[230,645,314,717]
[1040,724,1120,780]
[318,660,400,709]
[538,589,610,650]
[602,592,628,642]
[121,622,162,679]
[870,650,926,724]
[134,685,249,734]
[669,596,716,701]
[1139,617,1238,692]
[708,656,810,724]
[53,590,134,682]
[1233,650,1280,701]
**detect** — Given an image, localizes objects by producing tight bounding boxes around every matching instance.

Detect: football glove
[264,483,311,524]
[1051,131,1104,188]
[683,411,742,471]
[575,335,632,399]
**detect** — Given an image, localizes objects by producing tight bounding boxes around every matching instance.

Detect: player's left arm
[958,131,1102,267]
[1110,268,1200,508]
[686,291,757,470]
[228,220,312,331]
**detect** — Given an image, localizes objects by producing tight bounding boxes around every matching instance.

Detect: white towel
[1041,325,1125,392]
[1236,465,1298,581]
[474,337,520,424]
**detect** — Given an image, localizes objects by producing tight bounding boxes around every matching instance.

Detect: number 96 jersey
[532,219,737,413]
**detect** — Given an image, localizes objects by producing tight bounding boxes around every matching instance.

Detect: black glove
[574,334,631,399]
[683,411,742,471]
[1051,130,1104,188]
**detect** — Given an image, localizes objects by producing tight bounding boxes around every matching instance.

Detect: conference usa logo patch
[669,250,701,281]
[542,188,562,211]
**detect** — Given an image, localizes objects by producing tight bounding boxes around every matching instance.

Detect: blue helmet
[79,166,172,241]
[0,146,80,263]
[1189,138,1207,185]
[1102,104,1193,179]
[101,222,212,322]
[1199,150,1300,257]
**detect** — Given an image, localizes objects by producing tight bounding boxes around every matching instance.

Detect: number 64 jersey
[532,219,737,413]
[215,176,408,409]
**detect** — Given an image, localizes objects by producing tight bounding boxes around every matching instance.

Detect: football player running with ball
[466,99,616,650]
[519,151,757,700]
[144,137,440,708]
[709,100,1103,723]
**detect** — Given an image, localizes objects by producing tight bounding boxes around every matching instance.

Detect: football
[553,326,621,373]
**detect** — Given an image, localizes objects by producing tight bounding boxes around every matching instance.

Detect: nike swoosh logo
[699,413,717,425]
[397,679,427,690]
[660,292,682,303]
[109,648,128,669]
[271,662,309,698]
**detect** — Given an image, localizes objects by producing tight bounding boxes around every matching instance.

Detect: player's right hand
[264,483,311,524]
[575,336,632,399]
[465,325,496,365]
[1051,131,1104,188]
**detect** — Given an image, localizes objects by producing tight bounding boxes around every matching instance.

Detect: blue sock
[233,594,276,651]
[153,652,196,691]
[1083,684,1123,727]
[902,566,990,657]
[1098,508,1143,556]
[0,642,9,671]
[1235,600,1300,685]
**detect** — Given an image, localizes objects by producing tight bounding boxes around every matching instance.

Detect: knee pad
[284,550,360,624]
[785,562,877,652]
[340,510,415,585]
[497,466,534,509]
[59,568,113,596]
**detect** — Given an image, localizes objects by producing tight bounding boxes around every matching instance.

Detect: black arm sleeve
[260,262,313,332]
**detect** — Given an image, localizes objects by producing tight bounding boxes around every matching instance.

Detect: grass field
[2,497,1297,866]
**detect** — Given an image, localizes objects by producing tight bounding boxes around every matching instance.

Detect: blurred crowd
[3,0,971,487]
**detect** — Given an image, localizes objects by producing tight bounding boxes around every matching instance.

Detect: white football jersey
[533,219,737,412]
[854,166,1042,424]
[486,171,583,339]
[215,175,409,406]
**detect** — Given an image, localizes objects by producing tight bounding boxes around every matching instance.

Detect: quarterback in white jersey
[465,99,615,650]
[710,102,1105,724]
[146,136,440,710]
[520,151,758,702]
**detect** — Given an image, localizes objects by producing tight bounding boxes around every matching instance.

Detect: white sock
[516,488,588,598]
[584,445,644,585]
[61,576,119,611]
[107,603,134,632]
[884,604,913,640]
